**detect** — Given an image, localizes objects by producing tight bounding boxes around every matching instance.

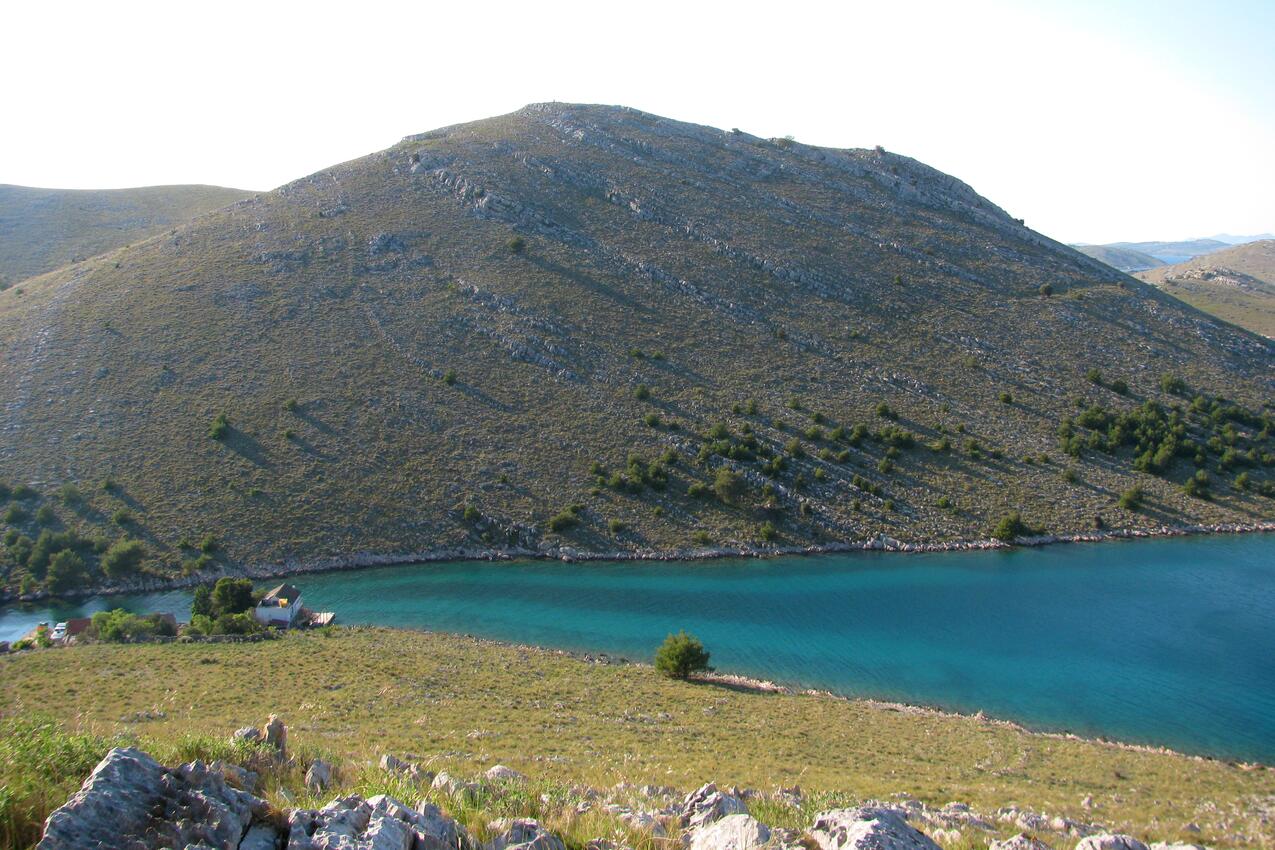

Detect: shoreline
[2,519,1272,604]
[419,628,1275,771]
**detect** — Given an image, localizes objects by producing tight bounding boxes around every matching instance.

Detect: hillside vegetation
[1136,240,1275,338]
[0,104,1271,595]
[0,183,252,287]
[2,628,1272,850]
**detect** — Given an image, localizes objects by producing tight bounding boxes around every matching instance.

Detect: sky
[1,0,1271,244]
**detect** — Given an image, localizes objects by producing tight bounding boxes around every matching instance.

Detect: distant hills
[1136,240,1275,338]
[0,103,1270,593]
[1073,234,1274,272]
[0,183,253,287]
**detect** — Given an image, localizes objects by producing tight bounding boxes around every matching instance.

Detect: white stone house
[253,583,303,628]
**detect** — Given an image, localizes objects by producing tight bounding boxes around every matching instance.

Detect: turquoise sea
[2,534,1273,762]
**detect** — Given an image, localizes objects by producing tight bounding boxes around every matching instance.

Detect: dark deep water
[3,534,1273,762]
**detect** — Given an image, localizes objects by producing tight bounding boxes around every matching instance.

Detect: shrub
[713,468,745,503]
[1234,472,1251,491]
[1039,283,1053,297]
[999,391,1013,405]
[100,539,145,577]
[989,511,1042,542]
[283,397,299,412]
[1109,378,1129,396]
[90,609,165,643]
[608,519,625,533]
[877,458,894,473]
[1160,374,1186,395]
[212,612,261,635]
[111,508,133,526]
[442,369,457,385]
[463,505,481,522]
[687,482,708,498]
[210,577,255,616]
[1118,487,1144,510]
[34,505,55,525]
[936,495,953,510]
[57,484,81,505]
[1183,470,1211,499]
[547,510,579,533]
[191,584,213,617]
[11,484,36,501]
[644,412,661,427]
[654,631,711,679]
[507,236,526,253]
[1085,368,1103,385]
[46,550,88,594]
[875,402,897,420]
[634,384,651,400]
[804,426,823,441]
[758,521,778,542]
[208,413,230,440]
[1061,467,1078,484]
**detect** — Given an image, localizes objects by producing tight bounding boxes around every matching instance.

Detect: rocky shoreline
[34,718,1231,850]
[4,520,1272,605]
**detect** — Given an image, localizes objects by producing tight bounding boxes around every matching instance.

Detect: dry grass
[1,628,1271,849]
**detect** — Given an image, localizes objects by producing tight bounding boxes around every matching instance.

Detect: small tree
[654,631,711,679]
[46,550,88,594]
[101,539,145,578]
[713,468,745,503]
[191,584,213,617]
[210,577,255,617]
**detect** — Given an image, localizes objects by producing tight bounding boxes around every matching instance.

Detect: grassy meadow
[1,628,1271,850]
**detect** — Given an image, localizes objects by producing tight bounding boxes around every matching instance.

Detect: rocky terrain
[0,103,1272,594]
[35,719,1233,850]
[0,183,252,288]
[1135,241,1275,338]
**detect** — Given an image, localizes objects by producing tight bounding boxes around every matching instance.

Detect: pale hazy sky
[2,0,1271,244]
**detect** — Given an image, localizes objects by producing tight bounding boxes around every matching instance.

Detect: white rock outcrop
[809,807,941,850]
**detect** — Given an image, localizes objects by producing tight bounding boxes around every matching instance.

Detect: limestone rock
[38,747,269,850]
[413,801,469,850]
[990,834,1053,850]
[680,783,748,829]
[433,771,480,799]
[808,807,941,850]
[1076,836,1150,850]
[485,765,527,783]
[233,726,264,745]
[305,759,332,792]
[685,813,772,850]
[264,715,288,756]
[484,818,566,850]
[241,823,283,850]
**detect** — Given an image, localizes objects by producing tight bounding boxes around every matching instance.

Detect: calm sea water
[3,535,1273,762]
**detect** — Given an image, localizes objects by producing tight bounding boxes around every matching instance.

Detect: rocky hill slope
[1135,240,1275,338]
[0,183,252,287]
[0,104,1271,593]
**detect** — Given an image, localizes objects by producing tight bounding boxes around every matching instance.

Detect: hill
[1136,240,1275,338]
[0,183,253,287]
[0,103,1271,595]
[1070,244,1164,273]
[1105,238,1230,265]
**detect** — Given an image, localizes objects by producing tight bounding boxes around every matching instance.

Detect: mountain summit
[0,103,1270,587]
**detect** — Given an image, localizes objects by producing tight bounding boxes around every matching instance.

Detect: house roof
[260,583,301,605]
[65,617,93,636]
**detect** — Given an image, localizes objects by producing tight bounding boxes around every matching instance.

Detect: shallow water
[3,534,1273,761]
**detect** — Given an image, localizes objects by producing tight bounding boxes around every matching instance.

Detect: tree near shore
[655,631,711,679]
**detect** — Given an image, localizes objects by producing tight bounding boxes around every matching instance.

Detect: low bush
[100,539,145,578]
[654,631,711,679]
